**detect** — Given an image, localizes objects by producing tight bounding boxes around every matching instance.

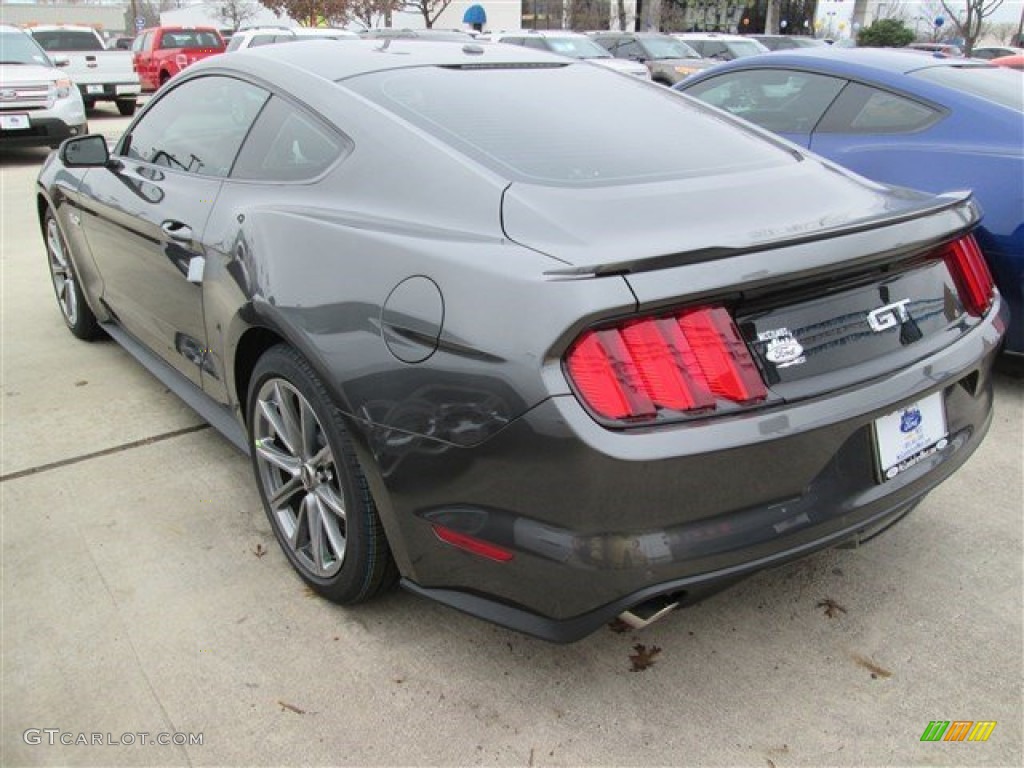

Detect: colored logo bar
[921,721,996,742]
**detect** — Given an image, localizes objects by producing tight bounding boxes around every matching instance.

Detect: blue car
[675,49,1024,353]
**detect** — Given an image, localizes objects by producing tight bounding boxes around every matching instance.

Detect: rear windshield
[346,63,794,186]
[159,30,223,49]
[30,29,103,52]
[911,64,1024,110]
[643,37,701,59]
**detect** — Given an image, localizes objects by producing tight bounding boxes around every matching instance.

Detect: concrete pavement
[2,103,1021,767]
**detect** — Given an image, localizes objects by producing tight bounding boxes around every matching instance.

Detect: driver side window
[123,76,269,178]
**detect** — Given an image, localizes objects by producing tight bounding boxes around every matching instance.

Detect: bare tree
[937,0,1005,54]
[986,21,1017,43]
[402,0,452,29]
[207,0,261,30]
[349,0,401,27]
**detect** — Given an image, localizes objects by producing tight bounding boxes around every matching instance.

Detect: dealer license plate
[0,114,29,130]
[874,392,948,481]
[86,84,104,94]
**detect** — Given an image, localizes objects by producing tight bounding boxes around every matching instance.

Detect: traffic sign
[135,17,145,32]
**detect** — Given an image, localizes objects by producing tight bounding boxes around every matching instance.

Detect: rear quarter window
[817,82,943,134]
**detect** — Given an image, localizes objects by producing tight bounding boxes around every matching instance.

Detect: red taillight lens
[566,306,767,422]
[942,234,994,317]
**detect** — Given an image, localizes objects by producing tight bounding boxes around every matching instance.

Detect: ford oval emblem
[900,407,922,433]
[765,337,805,367]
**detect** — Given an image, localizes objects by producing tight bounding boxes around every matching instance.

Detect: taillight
[941,234,994,317]
[566,306,767,423]
[175,53,188,70]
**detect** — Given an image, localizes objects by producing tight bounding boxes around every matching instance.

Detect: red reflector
[565,305,766,422]
[431,524,514,562]
[942,234,994,317]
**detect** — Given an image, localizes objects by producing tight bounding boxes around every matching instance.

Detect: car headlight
[673,66,698,75]
[53,78,72,98]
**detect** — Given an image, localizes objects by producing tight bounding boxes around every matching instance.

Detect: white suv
[0,25,87,149]
[494,30,650,79]
[673,33,769,61]
[226,26,358,52]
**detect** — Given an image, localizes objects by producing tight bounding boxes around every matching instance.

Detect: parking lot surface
[2,103,1022,766]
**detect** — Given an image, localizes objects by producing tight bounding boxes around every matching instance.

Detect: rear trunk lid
[502,163,988,399]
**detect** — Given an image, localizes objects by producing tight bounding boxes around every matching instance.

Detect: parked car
[750,34,828,51]
[990,54,1024,70]
[361,28,475,42]
[26,25,141,115]
[131,26,225,91]
[589,32,715,85]
[0,24,87,148]
[494,30,649,79]
[675,48,1024,354]
[226,25,359,51]
[969,46,1024,60]
[675,32,769,60]
[38,40,1004,642]
[906,42,964,56]
[110,36,135,51]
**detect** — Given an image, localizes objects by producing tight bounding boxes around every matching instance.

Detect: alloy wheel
[253,378,347,578]
[46,217,78,326]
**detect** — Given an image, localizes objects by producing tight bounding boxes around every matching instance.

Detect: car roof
[228,38,569,80]
[701,47,995,76]
[676,32,751,41]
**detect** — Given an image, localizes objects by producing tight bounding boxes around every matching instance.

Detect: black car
[38,40,1005,642]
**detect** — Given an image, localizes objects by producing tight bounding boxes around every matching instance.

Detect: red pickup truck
[131,27,225,91]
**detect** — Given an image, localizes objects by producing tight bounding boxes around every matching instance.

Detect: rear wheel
[116,99,137,116]
[44,209,101,340]
[247,345,397,603]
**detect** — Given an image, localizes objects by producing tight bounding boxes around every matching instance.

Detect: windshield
[543,37,613,59]
[0,30,53,65]
[30,29,104,52]
[346,64,792,187]
[728,39,770,57]
[644,37,700,59]
[911,64,1024,111]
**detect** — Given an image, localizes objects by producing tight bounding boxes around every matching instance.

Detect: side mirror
[52,54,70,67]
[60,134,110,167]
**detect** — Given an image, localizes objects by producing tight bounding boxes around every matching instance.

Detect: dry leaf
[629,643,662,672]
[278,700,306,715]
[252,543,266,558]
[817,597,847,618]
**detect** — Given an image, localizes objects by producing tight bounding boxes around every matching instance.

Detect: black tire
[247,344,397,603]
[83,99,95,111]
[116,99,137,117]
[43,209,102,341]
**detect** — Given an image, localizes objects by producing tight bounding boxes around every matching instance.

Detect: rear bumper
[77,82,141,102]
[357,297,1005,641]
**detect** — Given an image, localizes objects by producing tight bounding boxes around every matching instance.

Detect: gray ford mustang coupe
[38,41,1005,642]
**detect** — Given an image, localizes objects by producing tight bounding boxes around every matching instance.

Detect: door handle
[161,220,193,242]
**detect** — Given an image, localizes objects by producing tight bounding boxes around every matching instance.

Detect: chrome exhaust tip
[617,593,681,630]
